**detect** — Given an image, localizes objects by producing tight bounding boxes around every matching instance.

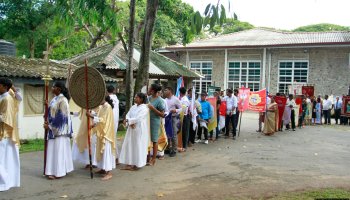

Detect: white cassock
[119,104,149,168]
[71,109,97,166]
[0,91,20,191]
[109,94,119,158]
[45,94,74,177]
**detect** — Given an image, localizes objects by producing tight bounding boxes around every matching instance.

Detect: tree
[0,0,56,58]
[222,19,254,34]
[134,0,159,94]
[55,0,125,49]
[125,0,136,113]
[293,23,350,32]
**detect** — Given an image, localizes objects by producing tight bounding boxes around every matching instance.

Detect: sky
[181,0,350,30]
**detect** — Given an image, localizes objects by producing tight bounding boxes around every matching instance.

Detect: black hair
[165,87,174,94]
[150,84,162,92]
[0,77,12,91]
[187,88,192,93]
[136,92,147,104]
[226,88,233,94]
[107,85,115,93]
[179,87,187,95]
[288,94,293,99]
[105,95,114,109]
[53,81,70,101]
[234,89,238,93]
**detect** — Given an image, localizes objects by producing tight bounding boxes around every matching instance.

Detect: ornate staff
[69,60,106,179]
[42,40,52,175]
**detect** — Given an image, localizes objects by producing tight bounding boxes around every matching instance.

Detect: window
[278,61,308,94]
[190,61,213,92]
[227,61,261,91]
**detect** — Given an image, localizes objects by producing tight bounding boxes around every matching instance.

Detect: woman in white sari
[119,93,149,171]
[43,82,74,180]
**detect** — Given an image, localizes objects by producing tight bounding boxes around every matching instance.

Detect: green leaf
[203,16,210,28]
[195,11,202,34]
[204,3,211,16]
[234,13,238,20]
[220,5,226,26]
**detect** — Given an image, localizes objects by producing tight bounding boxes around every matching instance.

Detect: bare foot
[121,165,133,170]
[101,173,112,181]
[47,175,55,180]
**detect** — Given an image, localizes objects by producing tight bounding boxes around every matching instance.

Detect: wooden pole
[42,39,52,175]
[84,59,94,179]
[238,111,243,137]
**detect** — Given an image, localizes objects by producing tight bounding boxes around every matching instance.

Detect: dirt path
[2,113,350,200]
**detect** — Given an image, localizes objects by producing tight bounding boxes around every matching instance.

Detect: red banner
[295,95,303,114]
[219,101,227,116]
[238,87,250,112]
[248,89,267,112]
[275,96,287,129]
[302,86,314,97]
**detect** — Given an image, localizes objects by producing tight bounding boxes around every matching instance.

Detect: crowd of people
[1,76,349,191]
[257,93,350,137]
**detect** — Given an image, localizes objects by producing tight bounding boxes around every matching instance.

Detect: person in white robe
[107,85,119,164]
[0,78,20,191]
[119,93,149,170]
[71,108,98,167]
[87,95,116,180]
[43,82,74,180]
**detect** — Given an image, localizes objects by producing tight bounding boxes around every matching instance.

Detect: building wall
[178,47,350,96]
[15,84,80,139]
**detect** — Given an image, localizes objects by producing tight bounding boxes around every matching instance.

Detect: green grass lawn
[267,188,350,200]
[20,130,127,154]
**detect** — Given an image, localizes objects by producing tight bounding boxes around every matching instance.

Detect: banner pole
[238,111,243,137]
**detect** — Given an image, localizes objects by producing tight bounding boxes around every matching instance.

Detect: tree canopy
[293,23,350,32]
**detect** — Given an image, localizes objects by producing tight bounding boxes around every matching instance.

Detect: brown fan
[69,66,106,109]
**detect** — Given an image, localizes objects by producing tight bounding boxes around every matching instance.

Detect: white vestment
[109,94,119,158]
[0,92,20,191]
[119,104,149,168]
[72,134,97,166]
[0,139,20,191]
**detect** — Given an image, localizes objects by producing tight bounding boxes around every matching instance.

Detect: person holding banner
[233,89,240,130]
[263,96,278,135]
[223,89,238,139]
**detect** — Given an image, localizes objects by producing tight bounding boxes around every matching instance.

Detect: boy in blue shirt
[195,91,212,144]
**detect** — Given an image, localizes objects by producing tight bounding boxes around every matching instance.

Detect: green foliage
[0,0,56,58]
[293,23,350,32]
[222,19,254,34]
[267,188,350,200]
[153,13,181,49]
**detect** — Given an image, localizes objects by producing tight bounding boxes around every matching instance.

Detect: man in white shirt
[286,94,296,131]
[322,95,332,125]
[223,89,238,140]
[164,87,182,157]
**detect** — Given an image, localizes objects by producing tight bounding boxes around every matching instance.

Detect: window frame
[190,61,213,93]
[227,60,261,91]
[277,60,309,94]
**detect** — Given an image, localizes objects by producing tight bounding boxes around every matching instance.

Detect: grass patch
[266,188,350,200]
[19,139,44,154]
[20,131,127,154]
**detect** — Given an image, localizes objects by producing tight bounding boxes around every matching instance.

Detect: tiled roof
[167,28,350,50]
[0,55,116,82]
[64,42,202,78]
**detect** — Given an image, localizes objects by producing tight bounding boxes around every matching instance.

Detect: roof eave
[166,42,350,51]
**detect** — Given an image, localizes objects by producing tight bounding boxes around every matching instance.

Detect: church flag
[275,96,287,129]
[248,89,267,112]
[238,86,250,112]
